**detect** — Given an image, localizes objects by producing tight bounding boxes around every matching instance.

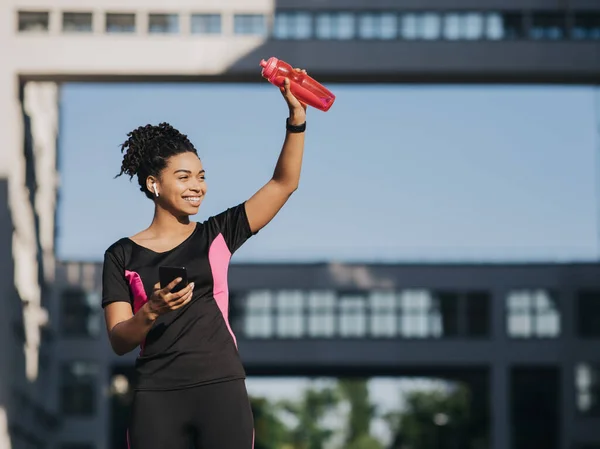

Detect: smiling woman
[100,73,308,449]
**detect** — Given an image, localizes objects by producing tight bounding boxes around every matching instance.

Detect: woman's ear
[146,177,158,197]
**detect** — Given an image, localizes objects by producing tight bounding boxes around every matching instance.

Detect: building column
[561,288,577,449]
[17,81,60,384]
[0,72,58,447]
[491,287,509,449]
[22,81,60,285]
[0,65,20,449]
[491,362,509,449]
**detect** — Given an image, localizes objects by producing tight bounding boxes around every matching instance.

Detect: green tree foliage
[385,385,474,449]
[347,434,385,449]
[337,378,384,449]
[338,379,373,442]
[250,395,290,449]
[279,385,340,449]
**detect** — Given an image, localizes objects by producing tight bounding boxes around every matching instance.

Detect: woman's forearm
[109,303,157,355]
[272,110,306,191]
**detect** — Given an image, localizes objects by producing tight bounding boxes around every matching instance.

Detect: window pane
[339,293,366,337]
[511,367,560,449]
[577,291,600,337]
[61,289,102,338]
[316,12,354,40]
[509,315,532,337]
[533,290,560,337]
[191,14,221,34]
[359,12,397,40]
[337,13,355,40]
[436,292,459,337]
[537,312,560,337]
[486,13,503,40]
[294,13,312,39]
[486,12,523,40]
[369,292,396,337]
[358,13,377,39]
[60,362,98,416]
[18,11,49,32]
[276,290,304,338]
[575,363,600,416]
[466,292,490,337]
[244,291,272,337]
[106,13,135,33]
[421,13,441,40]
[508,291,531,311]
[530,13,566,40]
[63,12,93,33]
[444,14,461,40]
[399,290,442,338]
[507,290,559,338]
[380,13,397,39]
[316,13,334,39]
[274,12,311,40]
[234,14,267,36]
[273,12,291,39]
[572,13,600,40]
[464,13,484,40]
[402,13,442,40]
[149,14,179,34]
[400,14,418,40]
[308,291,336,337]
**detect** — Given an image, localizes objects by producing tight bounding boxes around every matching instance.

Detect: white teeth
[184,197,200,203]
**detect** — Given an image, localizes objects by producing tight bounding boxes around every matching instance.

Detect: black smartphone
[159,266,188,293]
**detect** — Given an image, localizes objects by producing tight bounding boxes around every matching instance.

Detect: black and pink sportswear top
[101,202,255,391]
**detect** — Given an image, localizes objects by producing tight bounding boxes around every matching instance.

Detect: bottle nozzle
[259,57,278,79]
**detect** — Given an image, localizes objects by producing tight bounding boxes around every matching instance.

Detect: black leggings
[128,379,254,449]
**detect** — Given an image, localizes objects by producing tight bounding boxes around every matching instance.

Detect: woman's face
[151,152,207,216]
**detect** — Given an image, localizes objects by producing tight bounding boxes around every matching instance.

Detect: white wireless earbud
[153,183,159,197]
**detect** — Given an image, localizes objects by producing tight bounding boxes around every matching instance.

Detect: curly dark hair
[115,122,198,199]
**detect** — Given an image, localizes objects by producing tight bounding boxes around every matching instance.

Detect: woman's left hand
[281,68,307,125]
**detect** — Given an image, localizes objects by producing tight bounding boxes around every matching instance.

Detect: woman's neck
[148,206,193,236]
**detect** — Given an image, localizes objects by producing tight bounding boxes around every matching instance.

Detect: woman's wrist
[288,109,306,126]
[141,302,159,323]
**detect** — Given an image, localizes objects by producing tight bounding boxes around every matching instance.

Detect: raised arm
[245,71,308,234]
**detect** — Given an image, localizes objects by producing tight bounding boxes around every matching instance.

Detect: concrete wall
[4,0,599,83]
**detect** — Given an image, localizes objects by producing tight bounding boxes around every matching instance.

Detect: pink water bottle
[260,57,336,112]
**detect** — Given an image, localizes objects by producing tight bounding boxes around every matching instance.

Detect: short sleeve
[210,202,256,254]
[101,247,132,308]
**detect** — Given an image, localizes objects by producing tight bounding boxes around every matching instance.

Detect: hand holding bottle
[280,69,308,124]
[260,57,336,112]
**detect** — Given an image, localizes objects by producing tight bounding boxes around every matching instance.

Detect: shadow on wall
[0,178,17,449]
[0,178,20,371]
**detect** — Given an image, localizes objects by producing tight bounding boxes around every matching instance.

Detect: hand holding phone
[159,266,188,293]
[146,266,194,317]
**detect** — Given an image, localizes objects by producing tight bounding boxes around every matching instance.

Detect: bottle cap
[260,57,279,81]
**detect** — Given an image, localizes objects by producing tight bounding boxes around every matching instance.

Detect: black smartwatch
[286,118,306,133]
